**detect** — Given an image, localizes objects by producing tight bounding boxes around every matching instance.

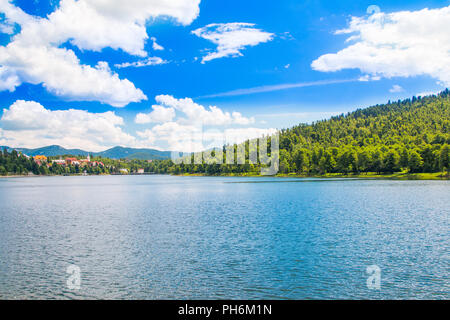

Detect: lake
[0,175,448,299]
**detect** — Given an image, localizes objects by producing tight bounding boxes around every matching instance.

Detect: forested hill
[160,90,450,175]
[274,89,450,174]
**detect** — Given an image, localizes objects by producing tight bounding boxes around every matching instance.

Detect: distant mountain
[1,145,172,160]
[94,146,172,160]
[1,145,89,157]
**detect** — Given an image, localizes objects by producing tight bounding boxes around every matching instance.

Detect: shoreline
[176,172,450,180]
[1,172,449,180]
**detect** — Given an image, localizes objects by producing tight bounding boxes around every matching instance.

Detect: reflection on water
[0,175,448,299]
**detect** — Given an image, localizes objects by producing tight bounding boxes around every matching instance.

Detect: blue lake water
[0,175,448,299]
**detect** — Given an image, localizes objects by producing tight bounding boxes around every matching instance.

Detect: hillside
[2,145,89,157]
[158,90,450,175]
[1,145,172,160]
[94,146,171,160]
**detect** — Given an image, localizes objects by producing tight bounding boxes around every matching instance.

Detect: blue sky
[0,0,449,151]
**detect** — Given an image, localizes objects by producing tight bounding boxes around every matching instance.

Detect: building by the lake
[51,155,104,167]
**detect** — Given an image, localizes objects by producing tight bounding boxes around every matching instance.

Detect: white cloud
[0,97,271,152]
[358,74,381,82]
[0,98,273,152]
[0,66,20,91]
[0,20,14,34]
[137,122,202,152]
[0,100,138,151]
[137,122,277,152]
[154,94,255,125]
[389,84,404,93]
[114,57,167,68]
[134,95,270,152]
[135,105,176,124]
[151,37,164,51]
[86,0,201,27]
[219,127,278,145]
[0,43,147,106]
[0,0,32,26]
[192,23,274,63]
[0,0,201,106]
[311,6,450,86]
[6,0,200,56]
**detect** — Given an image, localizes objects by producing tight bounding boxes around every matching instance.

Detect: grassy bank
[1,172,448,180]
[177,172,449,180]
[277,172,449,180]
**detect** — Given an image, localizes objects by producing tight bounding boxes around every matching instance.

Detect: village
[1,148,166,176]
[30,154,149,175]
[32,154,105,169]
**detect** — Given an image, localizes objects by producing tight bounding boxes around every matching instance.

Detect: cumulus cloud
[133,95,273,152]
[114,57,167,69]
[153,94,255,125]
[311,6,450,86]
[137,122,202,152]
[0,66,20,91]
[0,0,31,26]
[135,105,176,124]
[0,0,201,106]
[0,43,147,106]
[192,23,274,63]
[0,98,273,152]
[0,100,139,151]
[4,0,200,56]
[137,122,277,152]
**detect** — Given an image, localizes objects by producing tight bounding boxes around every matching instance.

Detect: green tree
[399,148,409,169]
[293,147,309,173]
[319,151,336,173]
[408,150,423,173]
[372,150,383,174]
[439,144,450,173]
[357,150,371,173]
[383,150,400,173]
